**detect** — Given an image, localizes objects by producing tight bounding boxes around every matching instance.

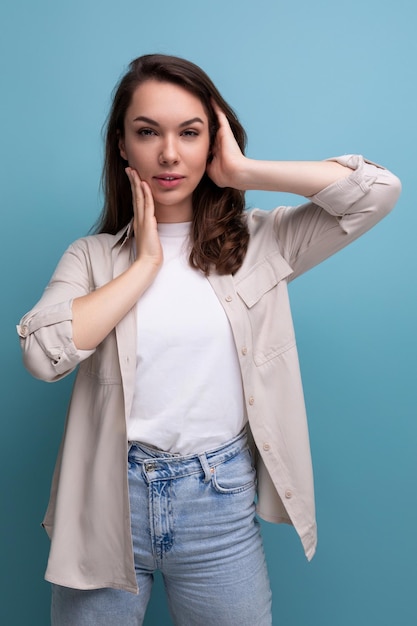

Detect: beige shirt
[17,155,401,593]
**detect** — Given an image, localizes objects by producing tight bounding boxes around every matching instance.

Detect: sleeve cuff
[17,300,95,380]
[310,155,379,216]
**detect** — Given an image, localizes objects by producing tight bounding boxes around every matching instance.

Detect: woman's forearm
[236,158,353,196]
[72,258,159,350]
[207,105,353,195]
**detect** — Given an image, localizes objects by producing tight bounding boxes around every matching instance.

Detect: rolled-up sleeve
[17,240,96,382]
[17,301,95,381]
[275,155,402,279]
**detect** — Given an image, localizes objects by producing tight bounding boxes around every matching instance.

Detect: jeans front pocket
[210,448,256,495]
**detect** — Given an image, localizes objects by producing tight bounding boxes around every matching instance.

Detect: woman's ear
[117,129,128,161]
[118,136,128,161]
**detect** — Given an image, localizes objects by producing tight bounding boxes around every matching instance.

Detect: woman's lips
[153,174,185,189]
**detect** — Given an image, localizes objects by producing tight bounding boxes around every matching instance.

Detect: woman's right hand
[125,167,163,271]
[71,169,163,350]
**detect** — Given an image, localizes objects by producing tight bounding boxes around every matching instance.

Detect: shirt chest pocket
[235,253,295,366]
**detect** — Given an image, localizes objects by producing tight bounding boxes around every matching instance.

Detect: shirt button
[263,443,270,451]
[285,490,292,499]
[248,396,255,405]
[241,347,248,356]
[225,295,232,302]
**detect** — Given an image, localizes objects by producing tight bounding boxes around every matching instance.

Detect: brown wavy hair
[95,54,249,275]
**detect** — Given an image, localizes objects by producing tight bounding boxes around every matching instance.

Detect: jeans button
[144,461,157,472]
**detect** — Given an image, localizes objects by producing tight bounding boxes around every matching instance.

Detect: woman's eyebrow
[132,115,205,127]
[179,117,205,127]
[133,115,159,125]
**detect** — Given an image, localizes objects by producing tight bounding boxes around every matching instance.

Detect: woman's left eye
[182,130,199,137]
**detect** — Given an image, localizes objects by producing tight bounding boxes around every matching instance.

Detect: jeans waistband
[128,429,248,483]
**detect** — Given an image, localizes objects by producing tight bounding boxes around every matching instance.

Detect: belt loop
[198,452,212,483]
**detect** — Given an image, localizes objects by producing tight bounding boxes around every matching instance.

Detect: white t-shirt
[127,221,246,454]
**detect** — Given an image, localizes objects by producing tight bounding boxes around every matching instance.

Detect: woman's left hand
[207,102,354,196]
[206,102,248,190]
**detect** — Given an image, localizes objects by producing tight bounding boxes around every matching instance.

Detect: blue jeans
[51,430,272,625]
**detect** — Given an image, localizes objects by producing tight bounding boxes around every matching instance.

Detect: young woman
[18,54,401,625]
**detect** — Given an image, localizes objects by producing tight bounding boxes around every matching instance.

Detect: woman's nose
[159,136,180,165]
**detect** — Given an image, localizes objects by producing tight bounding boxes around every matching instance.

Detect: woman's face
[119,80,211,223]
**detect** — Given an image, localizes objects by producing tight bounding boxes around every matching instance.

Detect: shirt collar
[112,219,134,249]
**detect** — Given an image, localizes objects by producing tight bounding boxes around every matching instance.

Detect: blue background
[1,0,415,624]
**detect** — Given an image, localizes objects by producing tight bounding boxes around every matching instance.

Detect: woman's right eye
[137,128,157,137]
